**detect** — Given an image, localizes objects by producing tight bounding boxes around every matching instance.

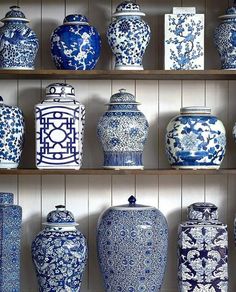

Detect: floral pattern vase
[215,2,236,69]
[0,193,22,292]
[97,89,149,169]
[0,96,25,169]
[97,196,168,292]
[107,1,151,70]
[178,202,228,291]
[32,205,88,291]
[166,106,226,169]
[51,14,101,70]
[35,83,85,169]
[0,6,39,69]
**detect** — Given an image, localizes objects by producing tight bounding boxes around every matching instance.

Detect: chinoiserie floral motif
[0,96,25,169]
[51,14,101,70]
[166,107,226,169]
[107,1,151,70]
[35,83,85,169]
[0,193,22,292]
[165,8,204,70]
[32,206,88,292]
[97,89,149,169]
[0,6,39,69]
[178,202,228,292]
[97,196,168,292]
[215,4,236,69]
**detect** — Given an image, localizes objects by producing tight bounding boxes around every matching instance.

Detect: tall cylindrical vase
[0,193,22,291]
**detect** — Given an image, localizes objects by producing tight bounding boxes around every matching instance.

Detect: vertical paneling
[228,81,236,167]
[136,175,158,207]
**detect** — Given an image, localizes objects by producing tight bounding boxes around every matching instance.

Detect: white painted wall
[0,0,236,291]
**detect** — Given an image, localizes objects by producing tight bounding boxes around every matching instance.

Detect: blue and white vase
[51,14,101,70]
[0,96,25,169]
[97,195,168,292]
[97,89,149,169]
[215,2,236,69]
[178,202,228,291]
[35,83,85,169]
[0,6,39,69]
[166,106,226,169]
[107,1,151,70]
[0,193,22,292]
[32,205,88,291]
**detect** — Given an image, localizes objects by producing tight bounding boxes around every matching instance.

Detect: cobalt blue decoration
[0,6,39,69]
[97,196,168,292]
[51,14,101,70]
[0,192,22,292]
[35,83,85,169]
[32,205,88,291]
[97,88,149,169]
[178,202,228,291]
[166,107,226,169]
[107,1,151,70]
[0,96,25,169]
[215,1,236,69]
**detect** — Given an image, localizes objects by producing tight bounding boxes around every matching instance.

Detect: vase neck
[0,193,14,205]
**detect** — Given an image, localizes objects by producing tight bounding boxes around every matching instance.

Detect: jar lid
[113,1,145,17]
[63,14,89,25]
[0,193,13,205]
[180,106,211,115]
[219,2,236,19]
[43,205,78,227]
[112,195,155,210]
[108,89,140,105]
[45,83,75,98]
[187,202,218,221]
[1,6,29,23]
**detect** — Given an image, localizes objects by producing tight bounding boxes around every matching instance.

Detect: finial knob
[10,5,20,10]
[119,88,126,94]
[128,195,136,206]
[55,205,65,210]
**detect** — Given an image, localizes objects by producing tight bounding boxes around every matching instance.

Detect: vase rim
[180,106,211,115]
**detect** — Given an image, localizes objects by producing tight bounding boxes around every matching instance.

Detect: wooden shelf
[0,168,236,175]
[0,69,236,80]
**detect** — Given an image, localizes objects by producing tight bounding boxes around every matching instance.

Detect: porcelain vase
[178,202,228,291]
[51,14,101,70]
[215,2,236,69]
[0,96,25,169]
[97,196,168,292]
[0,5,39,69]
[107,1,151,70]
[166,106,226,169]
[32,205,88,291]
[35,83,85,169]
[0,193,22,292]
[97,88,149,169]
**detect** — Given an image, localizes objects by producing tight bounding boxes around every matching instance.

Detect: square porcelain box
[165,7,204,70]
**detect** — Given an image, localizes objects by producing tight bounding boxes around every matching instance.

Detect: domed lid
[113,1,145,17]
[108,89,140,105]
[187,202,218,221]
[1,6,29,23]
[43,205,79,227]
[45,83,75,98]
[0,193,13,205]
[219,1,236,19]
[180,106,211,115]
[112,195,155,210]
[63,14,89,25]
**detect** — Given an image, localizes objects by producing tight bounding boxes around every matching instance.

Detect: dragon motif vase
[166,106,226,169]
[35,83,85,169]
[97,196,168,292]
[215,1,236,69]
[0,5,39,69]
[97,88,149,169]
[178,203,228,291]
[0,96,25,169]
[107,1,151,70]
[32,205,88,291]
[51,14,101,70]
[0,193,22,292]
